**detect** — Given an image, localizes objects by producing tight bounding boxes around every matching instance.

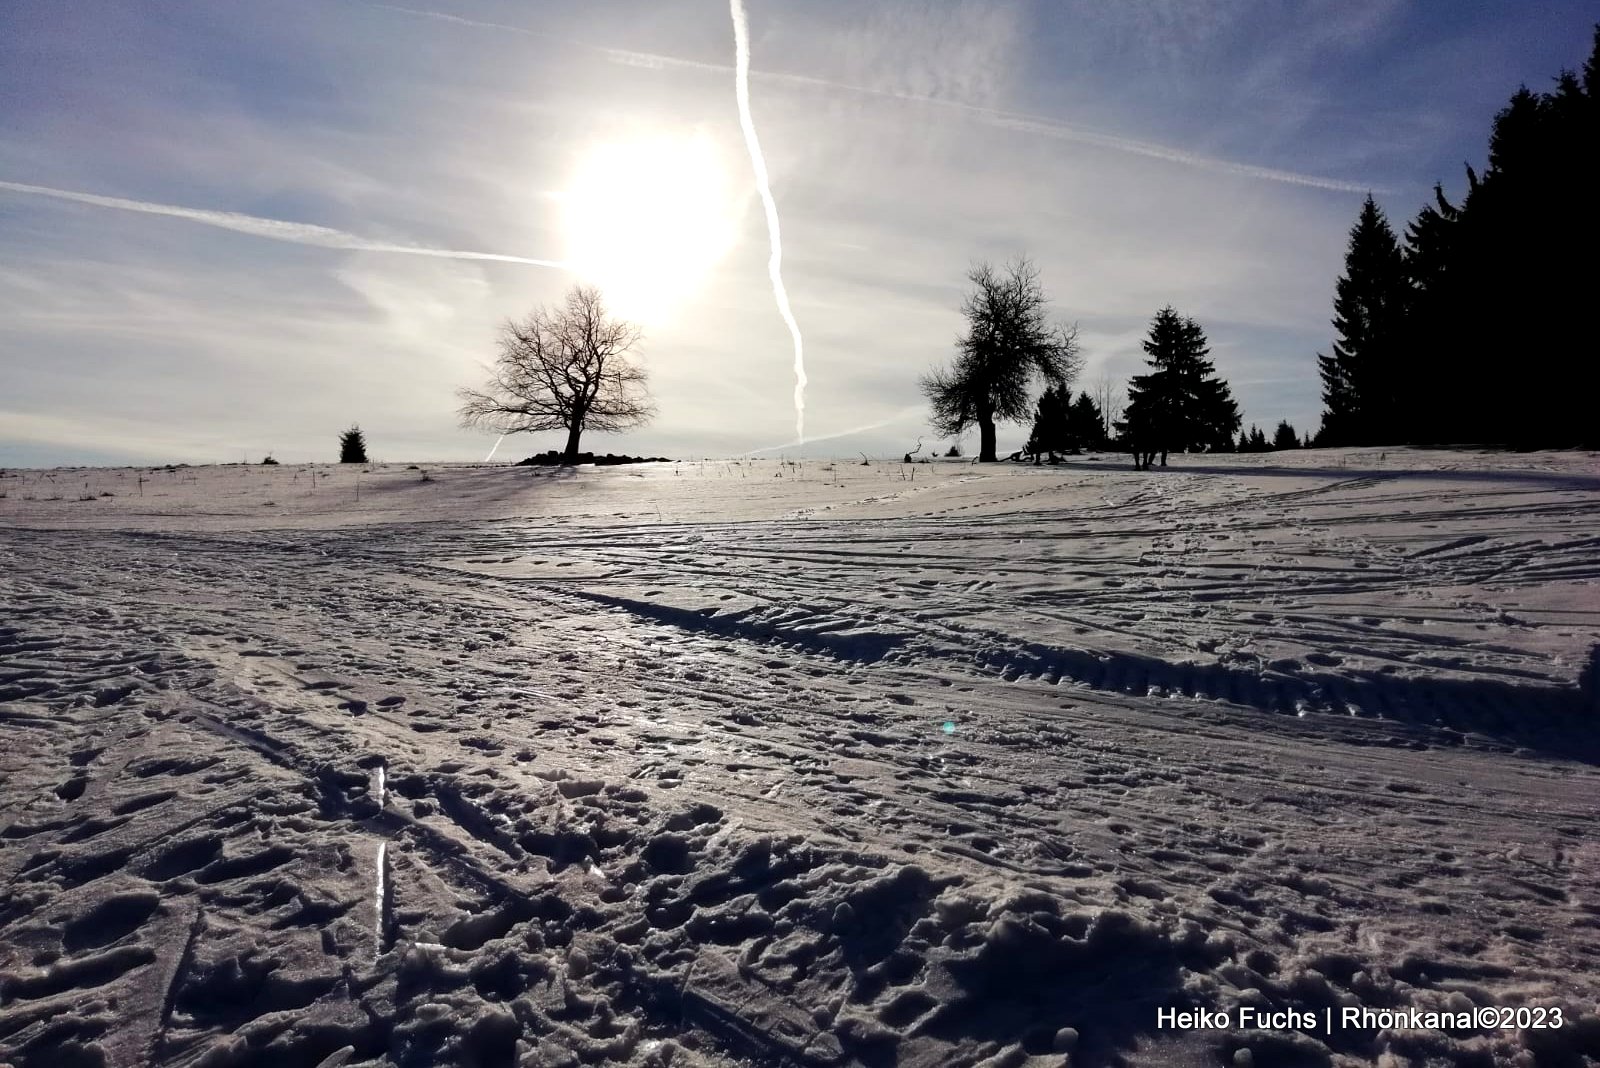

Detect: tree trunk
[977,415,998,462]
[562,421,584,464]
[1159,450,1168,467]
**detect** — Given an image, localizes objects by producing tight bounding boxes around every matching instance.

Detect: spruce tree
[1119,308,1240,469]
[1196,377,1241,453]
[1272,421,1300,450]
[1024,385,1071,461]
[1065,391,1104,451]
[1398,184,1463,444]
[1587,24,1600,96]
[339,425,368,464]
[1317,195,1408,446]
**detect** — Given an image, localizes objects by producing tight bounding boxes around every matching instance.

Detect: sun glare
[560,132,736,326]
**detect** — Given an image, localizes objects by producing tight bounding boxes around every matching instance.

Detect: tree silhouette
[1435,39,1598,447]
[1119,308,1240,470]
[1092,374,1124,447]
[1317,195,1408,446]
[458,285,654,463]
[922,258,1082,462]
[1272,420,1300,450]
[1024,385,1071,462]
[1348,25,1600,449]
[1066,391,1105,451]
[1236,425,1269,453]
[339,426,368,464]
[1397,182,1464,443]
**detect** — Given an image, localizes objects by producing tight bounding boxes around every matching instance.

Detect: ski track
[1,452,1598,1068]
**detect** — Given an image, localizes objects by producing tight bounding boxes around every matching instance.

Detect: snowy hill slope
[2,450,1597,1067]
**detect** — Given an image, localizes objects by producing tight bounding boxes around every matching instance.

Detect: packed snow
[1,450,1597,1068]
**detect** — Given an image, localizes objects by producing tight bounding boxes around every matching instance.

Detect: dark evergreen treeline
[1024,386,1105,460]
[1229,421,1305,453]
[1318,27,1600,449]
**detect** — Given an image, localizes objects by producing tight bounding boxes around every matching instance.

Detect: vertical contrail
[729,0,807,446]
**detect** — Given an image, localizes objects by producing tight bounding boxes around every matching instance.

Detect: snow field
[2,450,1598,1066]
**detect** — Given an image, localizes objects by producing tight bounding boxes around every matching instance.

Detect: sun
[559,131,737,326]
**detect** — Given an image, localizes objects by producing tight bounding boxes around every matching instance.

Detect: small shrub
[261,454,279,465]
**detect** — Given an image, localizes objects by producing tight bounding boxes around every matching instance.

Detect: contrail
[742,406,925,455]
[367,2,1374,195]
[0,180,569,269]
[483,434,506,462]
[729,0,808,446]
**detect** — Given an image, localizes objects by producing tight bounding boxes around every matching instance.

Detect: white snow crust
[2,450,1597,1067]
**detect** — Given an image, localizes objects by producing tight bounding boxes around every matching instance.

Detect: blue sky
[1,0,1593,464]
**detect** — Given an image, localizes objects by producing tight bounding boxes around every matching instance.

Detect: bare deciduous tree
[458,285,654,463]
[1092,373,1124,446]
[921,258,1081,463]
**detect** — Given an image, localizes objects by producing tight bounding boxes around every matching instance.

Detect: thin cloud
[366,2,1373,194]
[0,180,569,269]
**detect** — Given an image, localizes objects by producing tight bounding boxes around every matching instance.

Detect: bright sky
[1,0,1592,465]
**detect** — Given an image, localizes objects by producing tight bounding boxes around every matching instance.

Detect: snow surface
[2,450,1598,1068]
